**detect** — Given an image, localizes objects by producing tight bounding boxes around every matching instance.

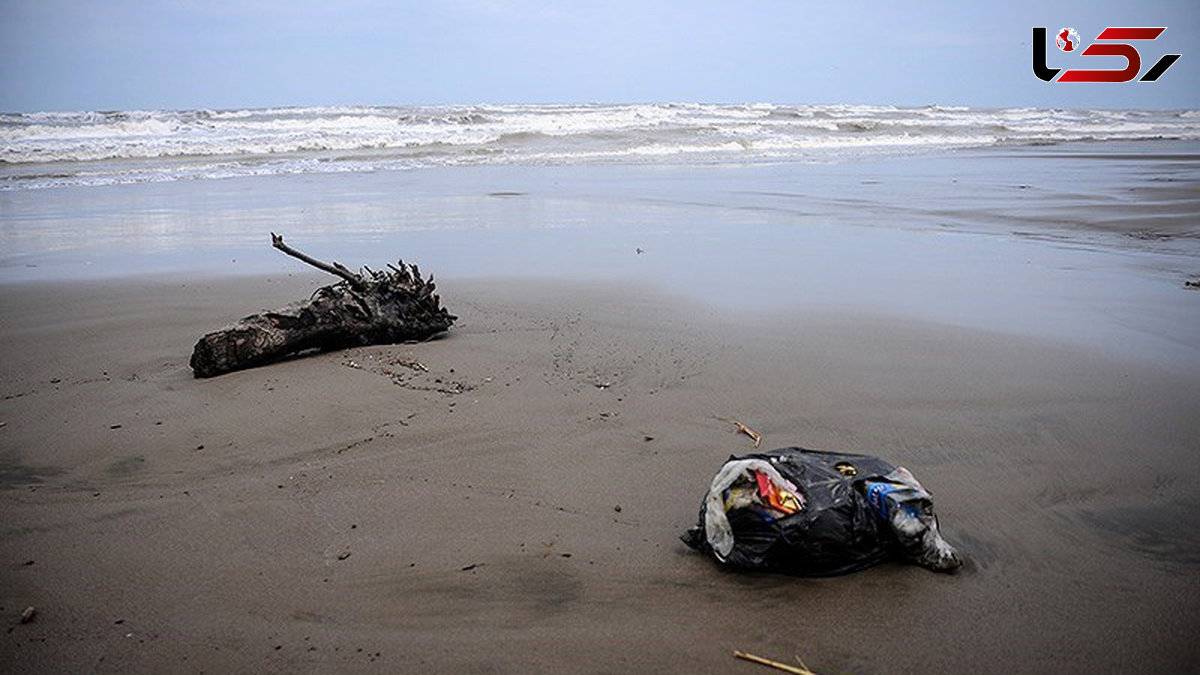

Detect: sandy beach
[3,145,1200,673]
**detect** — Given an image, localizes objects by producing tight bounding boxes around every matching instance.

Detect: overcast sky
[0,0,1196,112]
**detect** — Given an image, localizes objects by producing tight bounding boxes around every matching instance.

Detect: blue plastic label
[864,481,898,519]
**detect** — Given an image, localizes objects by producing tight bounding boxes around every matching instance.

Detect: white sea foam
[2,104,1198,189]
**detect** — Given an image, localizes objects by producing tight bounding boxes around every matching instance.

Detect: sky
[0,0,1196,112]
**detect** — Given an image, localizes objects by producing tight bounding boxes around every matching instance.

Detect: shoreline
[3,144,1199,376]
[3,142,1199,282]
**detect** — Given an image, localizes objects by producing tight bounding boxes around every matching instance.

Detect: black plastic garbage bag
[681,447,961,575]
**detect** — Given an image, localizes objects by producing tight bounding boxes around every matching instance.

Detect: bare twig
[715,416,762,448]
[733,650,817,675]
[271,232,363,288]
[401,359,429,372]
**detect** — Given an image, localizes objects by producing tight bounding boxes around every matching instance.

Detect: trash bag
[681,447,961,575]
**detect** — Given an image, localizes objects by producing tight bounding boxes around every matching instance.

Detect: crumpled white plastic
[703,458,801,560]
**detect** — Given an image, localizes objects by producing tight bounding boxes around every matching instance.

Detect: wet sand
[2,274,1199,674]
[3,144,1200,672]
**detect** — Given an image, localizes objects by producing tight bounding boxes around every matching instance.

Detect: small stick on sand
[733,650,818,675]
[401,359,429,372]
[715,417,762,448]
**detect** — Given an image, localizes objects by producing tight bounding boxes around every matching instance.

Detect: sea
[2,103,1198,190]
[2,103,1198,371]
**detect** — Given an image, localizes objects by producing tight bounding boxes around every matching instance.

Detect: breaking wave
[2,103,1197,189]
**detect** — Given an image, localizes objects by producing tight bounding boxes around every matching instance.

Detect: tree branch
[271,233,363,288]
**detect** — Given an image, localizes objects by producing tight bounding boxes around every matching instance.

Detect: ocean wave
[836,120,883,132]
[2,103,1198,189]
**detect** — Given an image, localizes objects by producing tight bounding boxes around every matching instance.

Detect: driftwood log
[189,234,455,378]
